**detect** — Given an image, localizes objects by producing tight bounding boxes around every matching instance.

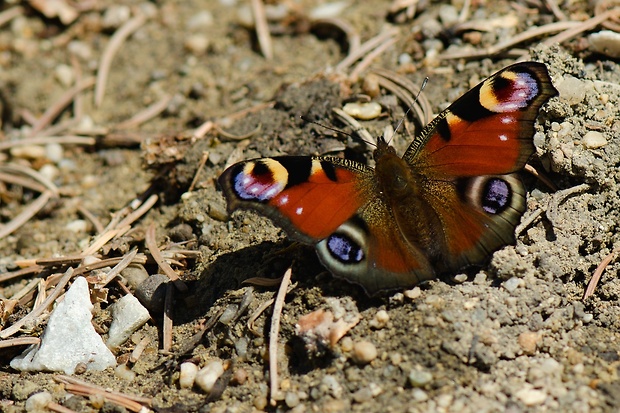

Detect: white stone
[589,30,620,58]
[195,360,224,393]
[180,362,199,389]
[515,387,547,406]
[582,131,607,149]
[106,294,151,350]
[11,277,116,374]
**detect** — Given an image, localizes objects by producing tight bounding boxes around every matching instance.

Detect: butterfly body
[219,62,558,295]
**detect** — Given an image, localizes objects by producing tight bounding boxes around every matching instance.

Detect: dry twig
[251,0,273,59]
[0,268,73,339]
[269,267,292,405]
[188,151,210,192]
[145,223,188,291]
[583,246,620,300]
[54,375,152,412]
[115,95,173,129]
[162,283,174,352]
[95,13,148,107]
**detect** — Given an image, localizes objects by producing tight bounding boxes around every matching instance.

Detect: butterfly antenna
[300,115,377,148]
[388,76,429,145]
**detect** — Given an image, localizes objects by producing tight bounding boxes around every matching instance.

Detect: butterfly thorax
[374,143,444,258]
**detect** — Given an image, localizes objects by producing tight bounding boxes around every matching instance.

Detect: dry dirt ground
[1,1,620,412]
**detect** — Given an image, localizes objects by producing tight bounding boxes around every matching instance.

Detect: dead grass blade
[269,267,292,406]
[335,28,399,74]
[0,336,40,349]
[251,0,273,60]
[162,283,174,352]
[349,35,399,81]
[583,246,620,299]
[54,375,152,412]
[188,151,209,192]
[0,268,73,339]
[0,190,55,240]
[0,136,96,151]
[332,107,377,150]
[27,77,96,137]
[95,13,148,107]
[145,223,188,292]
[115,95,173,129]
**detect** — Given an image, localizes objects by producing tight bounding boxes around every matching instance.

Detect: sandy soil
[1,1,620,412]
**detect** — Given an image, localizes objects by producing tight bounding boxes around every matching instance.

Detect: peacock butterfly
[218,62,558,295]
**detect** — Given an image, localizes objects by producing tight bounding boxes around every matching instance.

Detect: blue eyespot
[327,233,364,264]
[482,178,510,214]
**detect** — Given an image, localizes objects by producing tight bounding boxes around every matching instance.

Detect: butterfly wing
[393,62,557,273]
[404,62,558,177]
[219,155,436,294]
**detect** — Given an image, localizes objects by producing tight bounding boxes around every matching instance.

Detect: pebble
[351,341,377,364]
[557,76,587,105]
[582,131,607,149]
[254,395,268,410]
[518,331,540,355]
[168,223,194,242]
[408,369,433,387]
[453,273,468,283]
[68,40,92,60]
[322,375,343,398]
[25,391,52,412]
[185,34,209,55]
[309,1,348,19]
[54,64,75,87]
[285,391,301,408]
[135,273,169,313]
[411,388,428,402]
[369,310,389,329]
[404,287,421,300]
[187,11,214,30]
[102,5,131,29]
[502,277,522,292]
[65,219,88,233]
[195,360,224,393]
[179,362,198,389]
[218,304,239,325]
[120,265,149,290]
[114,363,136,381]
[39,164,60,182]
[342,102,382,120]
[231,368,248,385]
[106,293,151,350]
[45,143,64,163]
[10,144,46,160]
[589,30,620,58]
[515,387,547,406]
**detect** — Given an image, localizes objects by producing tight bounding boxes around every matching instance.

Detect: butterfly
[218,62,558,295]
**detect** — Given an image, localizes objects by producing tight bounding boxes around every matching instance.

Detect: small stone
[502,277,522,292]
[342,102,382,120]
[515,387,547,406]
[10,145,46,160]
[557,76,587,105]
[39,164,59,181]
[340,336,353,352]
[369,310,389,329]
[352,387,373,403]
[518,331,540,355]
[231,368,248,385]
[411,388,428,401]
[55,64,75,87]
[168,223,194,242]
[285,391,301,408]
[404,287,421,300]
[135,274,169,313]
[65,219,88,233]
[179,362,198,389]
[351,341,377,364]
[195,360,224,393]
[45,143,64,162]
[187,11,214,30]
[254,395,268,410]
[114,363,136,381]
[453,273,468,283]
[589,30,620,58]
[25,391,52,411]
[120,265,149,290]
[102,5,131,29]
[408,369,433,387]
[582,131,607,149]
[185,34,209,55]
[107,294,151,350]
